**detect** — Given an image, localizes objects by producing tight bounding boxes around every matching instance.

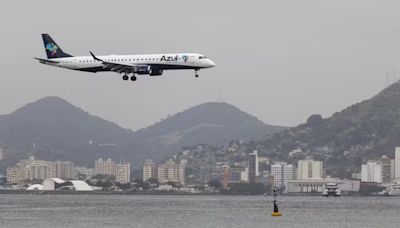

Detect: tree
[146,177,159,185]
[306,114,323,127]
[167,181,181,188]
[115,182,132,190]
[76,173,87,180]
[91,174,115,182]
[208,180,222,188]
[95,180,113,190]
[133,178,149,190]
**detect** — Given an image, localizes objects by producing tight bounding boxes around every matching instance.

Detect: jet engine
[149,68,163,76]
[135,66,163,76]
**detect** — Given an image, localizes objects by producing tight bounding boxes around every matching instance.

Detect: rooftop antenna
[385,72,390,88]
[393,69,398,83]
[217,89,223,103]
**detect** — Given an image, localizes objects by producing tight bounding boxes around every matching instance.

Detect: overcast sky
[1,0,400,130]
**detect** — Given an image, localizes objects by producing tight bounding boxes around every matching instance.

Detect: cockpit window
[199,56,207,59]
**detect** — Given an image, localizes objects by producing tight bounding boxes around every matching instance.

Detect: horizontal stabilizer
[34,57,59,64]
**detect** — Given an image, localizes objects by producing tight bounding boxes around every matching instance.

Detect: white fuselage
[42,53,216,73]
[37,34,215,80]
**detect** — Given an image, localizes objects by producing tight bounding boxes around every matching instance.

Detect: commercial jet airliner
[35,34,216,81]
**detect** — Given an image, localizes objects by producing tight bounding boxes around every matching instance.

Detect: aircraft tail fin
[42,34,73,59]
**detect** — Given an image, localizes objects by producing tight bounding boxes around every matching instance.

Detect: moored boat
[322,183,341,197]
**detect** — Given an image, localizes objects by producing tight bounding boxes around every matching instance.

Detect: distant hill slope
[0,97,285,167]
[260,81,400,177]
[125,102,286,162]
[0,97,132,148]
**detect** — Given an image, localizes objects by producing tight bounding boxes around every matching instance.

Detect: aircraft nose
[208,59,216,67]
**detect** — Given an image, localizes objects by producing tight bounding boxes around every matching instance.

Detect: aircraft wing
[90,52,148,74]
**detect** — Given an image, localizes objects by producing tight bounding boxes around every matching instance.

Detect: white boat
[381,185,400,196]
[322,183,341,197]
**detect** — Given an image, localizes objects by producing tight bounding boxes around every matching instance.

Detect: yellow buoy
[271,212,282,217]
[271,189,282,216]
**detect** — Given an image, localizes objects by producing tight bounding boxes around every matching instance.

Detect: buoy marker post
[271,188,282,216]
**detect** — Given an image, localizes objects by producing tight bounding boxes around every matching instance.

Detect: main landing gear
[122,73,136,81]
[195,69,199,78]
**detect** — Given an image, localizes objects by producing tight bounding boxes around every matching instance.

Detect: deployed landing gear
[122,73,136,82]
[195,69,199,78]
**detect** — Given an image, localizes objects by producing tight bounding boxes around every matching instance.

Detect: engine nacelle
[135,66,163,76]
[149,68,163,76]
[136,67,151,75]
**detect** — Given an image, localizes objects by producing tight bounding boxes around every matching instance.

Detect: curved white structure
[27,184,44,191]
[69,180,93,191]
[43,178,93,191]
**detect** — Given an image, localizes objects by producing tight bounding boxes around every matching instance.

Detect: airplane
[35,34,216,81]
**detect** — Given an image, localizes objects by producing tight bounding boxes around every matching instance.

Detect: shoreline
[0,189,385,196]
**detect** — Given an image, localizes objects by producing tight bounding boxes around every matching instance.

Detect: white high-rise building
[6,156,53,183]
[391,159,395,181]
[95,158,116,177]
[6,157,79,184]
[283,164,294,183]
[157,160,185,185]
[271,163,293,188]
[6,167,19,184]
[361,161,382,183]
[379,156,392,183]
[271,164,283,187]
[51,161,75,179]
[297,159,323,180]
[115,162,131,184]
[143,159,156,181]
[395,147,400,180]
[75,167,95,179]
[253,150,259,176]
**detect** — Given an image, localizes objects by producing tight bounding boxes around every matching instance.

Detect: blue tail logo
[45,43,59,57]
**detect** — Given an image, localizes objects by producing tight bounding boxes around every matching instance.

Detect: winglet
[90,51,102,61]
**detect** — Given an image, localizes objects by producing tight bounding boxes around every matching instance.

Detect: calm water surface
[0,194,399,228]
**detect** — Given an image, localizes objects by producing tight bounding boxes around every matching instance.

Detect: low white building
[285,179,360,193]
[156,184,173,191]
[285,179,326,193]
[26,184,44,191]
[43,178,93,191]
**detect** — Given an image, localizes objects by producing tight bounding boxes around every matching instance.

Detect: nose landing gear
[195,69,199,78]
